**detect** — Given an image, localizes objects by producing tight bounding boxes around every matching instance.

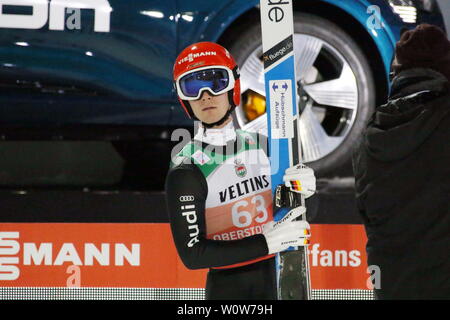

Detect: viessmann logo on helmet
[178,51,217,65]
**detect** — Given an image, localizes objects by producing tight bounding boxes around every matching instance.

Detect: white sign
[259,0,294,53]
[269,79,293,139]
[0,0,112,32]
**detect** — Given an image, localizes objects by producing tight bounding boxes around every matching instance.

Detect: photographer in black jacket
[353,24,450,299]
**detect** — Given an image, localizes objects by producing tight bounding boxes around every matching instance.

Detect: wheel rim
[237,33,359,163]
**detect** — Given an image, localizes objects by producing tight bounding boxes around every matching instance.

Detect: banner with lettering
[0,223,368,289]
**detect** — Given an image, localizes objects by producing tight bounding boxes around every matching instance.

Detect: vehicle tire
[227,12,376,177]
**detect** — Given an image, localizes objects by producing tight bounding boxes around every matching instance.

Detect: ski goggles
[175,66,236,100]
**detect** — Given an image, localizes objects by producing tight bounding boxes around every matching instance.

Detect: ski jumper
[165,122,277,299]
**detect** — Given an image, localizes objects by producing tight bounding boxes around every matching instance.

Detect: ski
[259,0,311,300]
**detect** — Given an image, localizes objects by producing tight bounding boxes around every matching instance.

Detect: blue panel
[0,0,442,126]
[265,55,298,221]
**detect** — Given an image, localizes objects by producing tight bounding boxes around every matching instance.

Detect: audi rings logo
[179,195,195,202]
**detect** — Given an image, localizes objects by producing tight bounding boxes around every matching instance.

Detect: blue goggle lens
[180,68,230,97]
